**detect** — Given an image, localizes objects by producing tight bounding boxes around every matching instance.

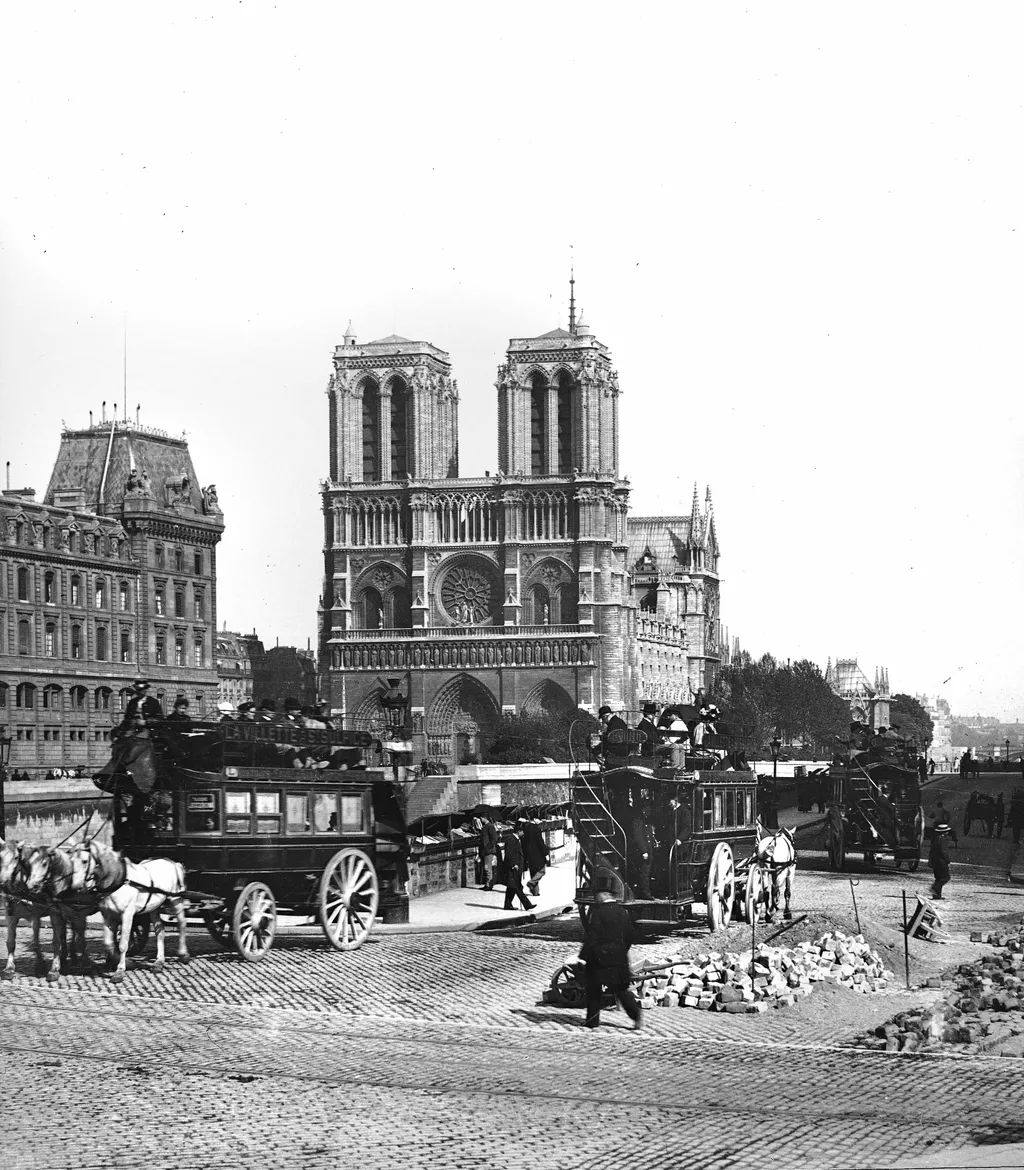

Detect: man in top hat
[257,699,278,722]
[167,696,191,723]
[636,702,659,759]
[928,821,955,899]
[123,679,163,726]
[236,700,255,722]
[579,869,643,1030]
[282,697,303,722]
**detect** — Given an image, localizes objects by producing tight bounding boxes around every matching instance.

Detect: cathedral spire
[690,482,701,535]
[568,260,576,336]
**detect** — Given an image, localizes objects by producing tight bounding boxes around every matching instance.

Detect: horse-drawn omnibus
[571,710,793,933]
[95,718,408,960]
[825,734,924,871]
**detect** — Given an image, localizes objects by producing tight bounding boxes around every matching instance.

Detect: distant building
[1,417,224,772]
[215,628,262,711]
[825,658,891,729]
[253,645,317,710]
[917,693,953,769]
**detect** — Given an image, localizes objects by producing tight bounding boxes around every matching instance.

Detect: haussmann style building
[318,301,723,767]
[0,416,223,773]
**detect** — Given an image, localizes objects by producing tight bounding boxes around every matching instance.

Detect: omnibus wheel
[706,843,735,932]
[232,882,277,962]
[550,963,586,1008]
[319,847,379,951]
[203,905,232,948]
[743,862,764,925]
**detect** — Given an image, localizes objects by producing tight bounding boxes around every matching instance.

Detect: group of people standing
[473,814,550,912]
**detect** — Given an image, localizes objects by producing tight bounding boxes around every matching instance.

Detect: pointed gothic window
[390,378,409,479]
[556,371,573,475]
[530,375,547,477]
[361,380,381,482]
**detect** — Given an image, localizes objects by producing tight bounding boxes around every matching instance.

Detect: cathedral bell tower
[496,275,620,479]
[326,326,459,484]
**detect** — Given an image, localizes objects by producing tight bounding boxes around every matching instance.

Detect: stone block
[682,995,699,1008]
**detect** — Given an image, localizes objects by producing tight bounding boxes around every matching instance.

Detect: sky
[2,3,1022,719]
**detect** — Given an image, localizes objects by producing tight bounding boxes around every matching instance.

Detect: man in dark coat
[598,705,630,765]
[500,825,535,911]
[522,818,550,896]
[627,802,654,899]
[124,679,163,724]
[580,871,643,1030]
[928,821,954,899]
[477,816,499,890]
[636,702,659,759]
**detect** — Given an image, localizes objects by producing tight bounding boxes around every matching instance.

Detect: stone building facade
[825,658,891,729]
[318,310,722,766]
[216,628,262,711]
[0,419,223,772]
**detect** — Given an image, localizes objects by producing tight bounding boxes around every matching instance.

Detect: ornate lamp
[770,735,782,781]
[381,679,408,732]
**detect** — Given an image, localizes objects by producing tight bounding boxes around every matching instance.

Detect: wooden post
[902,888,911,989]
[848,877,861,935]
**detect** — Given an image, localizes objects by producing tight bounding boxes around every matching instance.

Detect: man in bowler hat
[928,821,955,899]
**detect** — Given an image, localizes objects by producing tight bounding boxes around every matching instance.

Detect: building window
[44,571,56,604]
[194,552,203,575]
[70,575,81,606]
[18,619,31,655]
[70,624,82,659]
[175,636,185,667]
[361,379,381,482]
[96,626,108,661]
[194,592,204,621]
[70,686,87,710]
[16,683,36,710]
[174,590,184,618]
[119,581,130,611]
[120,629,131,663]
[95,687,112,712]
[95,580,107,609]
[557,372,573,475]
[174,548,184,571]
[530,374,547,476]
[154,544,164,568]
[0,683,7,709]
[17,566,30,601]
[390,377,410,479]
[193,636,204,667]
[42,685,61,711]
[156,631,167,665]
[155,588,165,616]
[45,622,57,657]
[68,530,77,553]
[196,693,205,716]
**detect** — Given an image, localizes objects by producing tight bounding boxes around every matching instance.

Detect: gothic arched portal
[427,673,501,766]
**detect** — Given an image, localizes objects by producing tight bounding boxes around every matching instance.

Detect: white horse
[754,822,797,922]
[92,845,191,983]
[1,840,64,980]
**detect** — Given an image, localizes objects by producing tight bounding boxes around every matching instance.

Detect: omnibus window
[341,793,366,833]
[725,790,735,827]
[745,791,755,824]
[713,791,723,828]
[286,794,309,833]
[313,792,338,833]
[225,790,252,834]
[185,791,219,833]
[256,791,281,835]
[702,790,713,832]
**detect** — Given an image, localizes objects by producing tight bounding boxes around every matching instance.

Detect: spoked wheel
[706,843,735,932]
[203,905,232,948]
[743,862,764,925]
[550,963,586,1008]
[232,882,277,962]
[126,917,150,957]
[319,848,379,951]
[826,815,846,872]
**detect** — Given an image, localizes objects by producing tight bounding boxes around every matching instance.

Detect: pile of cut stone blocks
[629,930,892,1015]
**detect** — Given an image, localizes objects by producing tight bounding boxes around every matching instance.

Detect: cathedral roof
[536,328,574,340]
[365,334,416,345]
[626,517,694,570]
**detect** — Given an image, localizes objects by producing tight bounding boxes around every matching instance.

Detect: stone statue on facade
[201,484,221,514]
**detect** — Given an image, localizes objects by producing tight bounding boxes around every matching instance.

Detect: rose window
[441,564,498,625]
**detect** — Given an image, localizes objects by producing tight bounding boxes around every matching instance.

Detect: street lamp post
[1006,738,1011,773]
[768,735,782,830]
[0,725,12,836]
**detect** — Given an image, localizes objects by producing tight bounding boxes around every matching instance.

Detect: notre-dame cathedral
[318,296,723,765]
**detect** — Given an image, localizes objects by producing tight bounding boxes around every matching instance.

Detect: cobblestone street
[3,827,1024,1170]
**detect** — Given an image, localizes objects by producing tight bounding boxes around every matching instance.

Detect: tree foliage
[889,693,933,750]
[712,653,849,755]
[486,709,600,764]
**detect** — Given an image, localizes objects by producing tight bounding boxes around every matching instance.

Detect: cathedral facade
[318,307,721,765]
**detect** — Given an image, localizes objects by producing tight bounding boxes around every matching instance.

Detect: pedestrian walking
[522,817,550,897]
[579,871,644,1030]
[928,821,955,899]
[500,824,535,911]
[477,815,499,890]
[928,758,936,776]
[994,793,1005,839]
